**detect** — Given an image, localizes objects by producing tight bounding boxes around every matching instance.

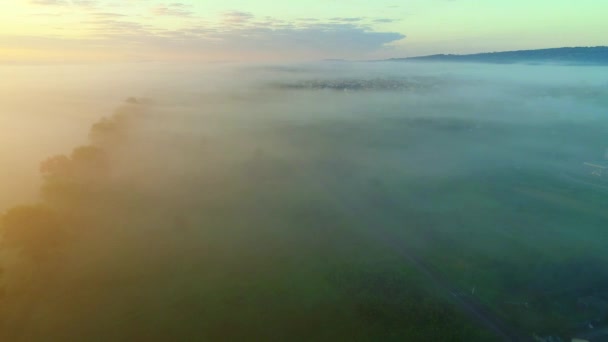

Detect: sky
[0,0,606,63]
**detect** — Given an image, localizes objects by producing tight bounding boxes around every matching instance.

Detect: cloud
[373,18,399,23]
[152,3,193,17]
[83,19,151,37]
[29,0,68,4]
[330,17,364,22]
[72,0,97,7]
[221,11,254,25]
[204,27,402,60]
[6,8,406,62]
[298,18,319,22]
[29,0,97,7]
[92,12,127,18]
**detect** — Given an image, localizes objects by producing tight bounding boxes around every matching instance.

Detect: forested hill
[388,46,608,65]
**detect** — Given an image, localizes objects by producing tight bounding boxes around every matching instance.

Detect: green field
[2,70,608,341]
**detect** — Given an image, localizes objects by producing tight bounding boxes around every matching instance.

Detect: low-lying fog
[1,62,607,341]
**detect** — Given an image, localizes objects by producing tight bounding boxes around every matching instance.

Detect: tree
[39,145,109,203]
[0,205,65,261]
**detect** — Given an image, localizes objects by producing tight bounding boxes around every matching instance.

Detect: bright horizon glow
[0,0,607,63]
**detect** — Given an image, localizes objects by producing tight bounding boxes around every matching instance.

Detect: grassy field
[2,82,608,341]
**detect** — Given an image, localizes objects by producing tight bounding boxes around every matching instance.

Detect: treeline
[0,97,147,307]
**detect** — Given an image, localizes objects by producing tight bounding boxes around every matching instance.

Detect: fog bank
[1,61,608,340]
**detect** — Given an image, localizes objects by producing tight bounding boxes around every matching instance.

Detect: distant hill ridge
[387,46,608,65]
